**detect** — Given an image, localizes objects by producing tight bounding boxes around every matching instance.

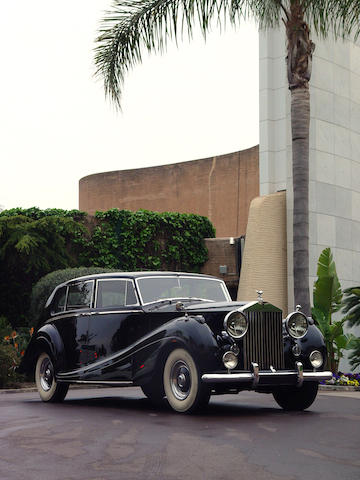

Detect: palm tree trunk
[291,87,310,315]
[285,3,315,316]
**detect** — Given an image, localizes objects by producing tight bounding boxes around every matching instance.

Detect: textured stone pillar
[237,191,288,315]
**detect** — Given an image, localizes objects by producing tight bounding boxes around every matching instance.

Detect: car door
[86,278,146,380]
[53,280,94,370]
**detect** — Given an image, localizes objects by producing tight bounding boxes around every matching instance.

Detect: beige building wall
[237,191,288,315]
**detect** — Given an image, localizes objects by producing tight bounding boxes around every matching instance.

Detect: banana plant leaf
[313,248,342,314]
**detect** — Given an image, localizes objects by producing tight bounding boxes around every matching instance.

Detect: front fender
[284,323,327,370]
[133,315,220,384]
[18,324,66,375]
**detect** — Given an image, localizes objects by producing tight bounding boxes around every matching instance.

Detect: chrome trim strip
[95,310,141,315]
[56,337,168,379]
[201,370,333,384]
[302,371,333,381]
[57,380,133,386]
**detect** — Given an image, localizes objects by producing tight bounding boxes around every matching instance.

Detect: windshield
[136,276,230,304]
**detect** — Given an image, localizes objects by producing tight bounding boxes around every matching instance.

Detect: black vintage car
[20,272,332,413]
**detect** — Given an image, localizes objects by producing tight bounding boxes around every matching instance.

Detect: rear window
[51,286,67,314]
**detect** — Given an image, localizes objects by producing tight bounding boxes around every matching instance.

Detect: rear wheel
[163,348,210,413]
[273,382,318,411]
[35,352,69,403]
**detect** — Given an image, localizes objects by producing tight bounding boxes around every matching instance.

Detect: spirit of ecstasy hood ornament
[256,290,264,304]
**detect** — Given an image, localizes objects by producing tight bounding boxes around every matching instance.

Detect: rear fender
[18,324,65,375]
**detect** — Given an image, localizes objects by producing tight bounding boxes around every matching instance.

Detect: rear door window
[66,281,94,310]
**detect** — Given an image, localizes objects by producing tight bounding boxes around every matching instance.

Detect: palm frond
[304,0,360,39]
[94,0,282,107]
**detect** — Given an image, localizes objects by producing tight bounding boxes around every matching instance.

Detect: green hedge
[0,208,215,328]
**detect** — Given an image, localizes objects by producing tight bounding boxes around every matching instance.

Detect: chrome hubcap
[170,360,191,400]
[39,357,54,392]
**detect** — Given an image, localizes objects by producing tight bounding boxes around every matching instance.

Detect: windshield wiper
[143,297,214,311]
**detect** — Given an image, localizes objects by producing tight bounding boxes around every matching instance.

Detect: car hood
[184,300,248,313]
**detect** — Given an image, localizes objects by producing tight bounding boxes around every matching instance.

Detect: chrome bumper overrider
[201,362,333,388]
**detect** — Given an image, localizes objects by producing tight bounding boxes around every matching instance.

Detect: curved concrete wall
[79,146,259,238]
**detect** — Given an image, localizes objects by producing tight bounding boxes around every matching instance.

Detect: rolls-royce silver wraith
[20,272,332,413]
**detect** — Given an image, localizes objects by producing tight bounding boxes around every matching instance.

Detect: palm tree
[94,0,359,316]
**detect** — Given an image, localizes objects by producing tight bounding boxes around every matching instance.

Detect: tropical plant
[94,0,360,316]
[342,286,360,370]
[312,248,356,372]
[342,286,360,328]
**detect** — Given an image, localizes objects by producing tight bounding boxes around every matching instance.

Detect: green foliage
[0,207,87,222]
[0,214,88,327]
[312,248,354,372]
[0,207,214,329]
[342,286,360,328]
[0,317,30,388]
[82,209,215,272]
[0,344,18,388]
[348,338,360,370]
[95,0,360,108]
[313,248,342,315]
[30,267,117,324]
[341,286,360,370]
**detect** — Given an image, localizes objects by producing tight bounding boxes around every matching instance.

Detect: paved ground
[0,387,359,480]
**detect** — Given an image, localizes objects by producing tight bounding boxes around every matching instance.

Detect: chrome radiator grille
[243,311,284,370]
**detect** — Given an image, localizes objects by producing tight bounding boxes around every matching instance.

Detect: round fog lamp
[223,351,238,370]
[309,350,323,368]
[292,343,301,357]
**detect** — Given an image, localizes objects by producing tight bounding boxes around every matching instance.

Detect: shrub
[0,316,29,388]
[0,344,18,388]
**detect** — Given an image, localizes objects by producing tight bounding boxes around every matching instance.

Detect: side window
[67,281,93,310]
[96,280,138,308]
[51,286,67,315]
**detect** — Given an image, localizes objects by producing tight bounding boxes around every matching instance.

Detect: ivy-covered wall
[0,208,215,327]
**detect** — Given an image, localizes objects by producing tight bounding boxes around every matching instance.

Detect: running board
[57,379,134,387]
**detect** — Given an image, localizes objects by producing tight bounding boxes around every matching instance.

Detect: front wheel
[35,352,69,403]
[163,348,210,413]
[273,382,318,411]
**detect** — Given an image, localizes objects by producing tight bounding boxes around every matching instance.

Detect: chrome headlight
[285,311,308,338]
[224,310,248,339]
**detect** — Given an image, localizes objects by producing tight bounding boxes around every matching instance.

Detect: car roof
[45,271,223,309]
[66,271,219,283]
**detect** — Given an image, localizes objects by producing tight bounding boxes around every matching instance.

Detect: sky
[0,1,259,211]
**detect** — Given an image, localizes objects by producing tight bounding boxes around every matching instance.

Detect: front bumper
[201,362,332,388]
